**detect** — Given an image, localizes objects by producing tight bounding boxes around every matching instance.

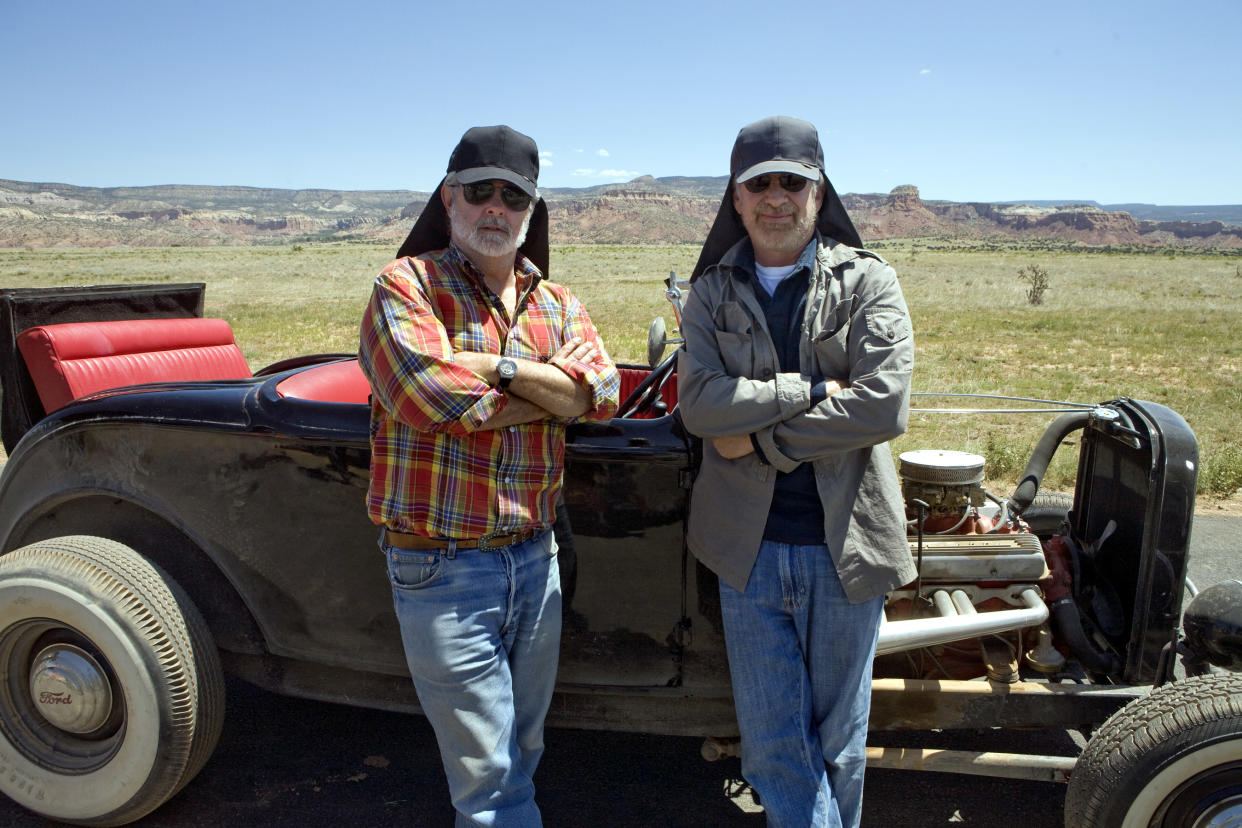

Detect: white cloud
[571,168,642,179]
[596,149,610,157]
[539,151,554,160]
[920,68,932,75]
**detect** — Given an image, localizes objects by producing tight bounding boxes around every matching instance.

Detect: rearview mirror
[647,317,669,367]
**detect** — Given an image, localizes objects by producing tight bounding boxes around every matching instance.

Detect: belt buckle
[477,530,508,552]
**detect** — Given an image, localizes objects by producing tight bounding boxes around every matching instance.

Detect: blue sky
[2,0,1239,204]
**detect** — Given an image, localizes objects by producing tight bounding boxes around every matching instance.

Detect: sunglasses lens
[742,173,810,194]
[460,182,531,210]
[461,182,494,205]
[501,186,532,211]
[780,174,808,192]
[743,175,770,193]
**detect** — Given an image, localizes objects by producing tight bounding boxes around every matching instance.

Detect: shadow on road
[0,676,1070,827]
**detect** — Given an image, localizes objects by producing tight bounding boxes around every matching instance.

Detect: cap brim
[735,159,821,183]
[455,166,537,197]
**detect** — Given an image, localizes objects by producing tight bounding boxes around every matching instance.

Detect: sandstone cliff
[1,178,1237,249]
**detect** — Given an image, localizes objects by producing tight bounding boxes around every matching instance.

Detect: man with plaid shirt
[359,125,619,826]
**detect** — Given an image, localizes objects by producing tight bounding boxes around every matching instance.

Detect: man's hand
[454,336,599,418]
[712,434,755,460]
[453,337,596,386]
[550,336,597,368]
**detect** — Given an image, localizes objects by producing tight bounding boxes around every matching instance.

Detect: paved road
[0,676,1076,828]
[1,518,1236,827]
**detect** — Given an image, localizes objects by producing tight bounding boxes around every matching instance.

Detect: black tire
[1064,672,1242,827]
[0,535,225,826]
[1022,490,1073,538]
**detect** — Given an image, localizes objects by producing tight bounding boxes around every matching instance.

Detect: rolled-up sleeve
[359,269,503,435]
[554,294,620,422]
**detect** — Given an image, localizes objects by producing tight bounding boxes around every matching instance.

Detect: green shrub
[1201,442,1242,497]
[1018,264,1050,305]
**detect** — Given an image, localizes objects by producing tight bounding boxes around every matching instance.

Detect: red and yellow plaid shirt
[359,245,619,538]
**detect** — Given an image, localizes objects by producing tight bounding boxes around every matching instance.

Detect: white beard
[449,200,533,260]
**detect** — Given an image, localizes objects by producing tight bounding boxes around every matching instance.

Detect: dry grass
[2,241,1239,497]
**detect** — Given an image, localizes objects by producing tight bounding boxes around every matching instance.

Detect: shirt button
[762,368,774,378]
[509,426,517,432]
[505,477,513,484]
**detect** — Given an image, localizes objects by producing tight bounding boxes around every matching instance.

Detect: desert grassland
[2,242,1240,500]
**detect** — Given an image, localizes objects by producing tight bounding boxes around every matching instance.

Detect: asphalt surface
[2,516,1236,827]
[0,678,1078,828]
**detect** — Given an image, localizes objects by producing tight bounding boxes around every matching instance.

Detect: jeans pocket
[385,545,443,590]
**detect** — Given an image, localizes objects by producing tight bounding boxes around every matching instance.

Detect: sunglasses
[742,173,811,194]
[458,181,533,211]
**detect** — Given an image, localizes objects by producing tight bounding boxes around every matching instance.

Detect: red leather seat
[276,359,371,405]
[17,318,251,413]
[617,366,677,417]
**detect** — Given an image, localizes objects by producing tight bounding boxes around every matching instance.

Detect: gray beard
[449,202,533,260]
[750,208,817,258]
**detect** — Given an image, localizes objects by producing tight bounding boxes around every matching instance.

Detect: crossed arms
[676,265,912,471]
[360,266,619,436]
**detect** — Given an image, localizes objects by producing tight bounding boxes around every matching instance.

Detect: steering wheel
[617,352,678,419]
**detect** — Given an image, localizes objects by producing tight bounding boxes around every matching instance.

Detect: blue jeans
[719,541,883,828]
[384,529,560,827]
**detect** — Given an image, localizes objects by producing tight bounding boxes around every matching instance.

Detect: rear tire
[1064,672,1242,827]
[0,535,224,826]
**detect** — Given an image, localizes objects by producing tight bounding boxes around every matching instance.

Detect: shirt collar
[447,243,544,293]
[722,233,820,283]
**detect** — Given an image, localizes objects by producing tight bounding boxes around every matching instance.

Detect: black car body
[0,283,1239,827]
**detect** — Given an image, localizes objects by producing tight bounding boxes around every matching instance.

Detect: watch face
[498,358,517,387]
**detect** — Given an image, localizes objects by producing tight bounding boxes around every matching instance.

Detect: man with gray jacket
[677,116,916,827]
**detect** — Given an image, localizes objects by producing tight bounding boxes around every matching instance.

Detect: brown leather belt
[383,527,541,552]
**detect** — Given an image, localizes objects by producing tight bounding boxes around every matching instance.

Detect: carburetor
[899,449,988,534]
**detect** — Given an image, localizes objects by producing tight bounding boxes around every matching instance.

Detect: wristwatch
[496,357,518,390]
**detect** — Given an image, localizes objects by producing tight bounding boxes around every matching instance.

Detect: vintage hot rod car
[0,282,1239,827]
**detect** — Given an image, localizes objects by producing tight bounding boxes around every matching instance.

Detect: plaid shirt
[359,245,619,538]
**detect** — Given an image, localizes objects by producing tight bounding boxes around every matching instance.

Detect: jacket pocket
[863,307,913,370]
[809,295,855,376]
[811,325,849,376]
[813,295,856,341]
[714,329,754,378]
[713,300,753,334]
[864,307,911,344]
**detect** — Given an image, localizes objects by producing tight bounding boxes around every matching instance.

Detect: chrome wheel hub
[29,643,114,734]
[1191,795,1242,828]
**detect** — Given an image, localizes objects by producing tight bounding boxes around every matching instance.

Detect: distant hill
[1101,203,1242,225]
[1,177,1238,249]
[1000,198,1242,226]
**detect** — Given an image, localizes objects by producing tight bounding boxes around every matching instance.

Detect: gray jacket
[677,235,918,602]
